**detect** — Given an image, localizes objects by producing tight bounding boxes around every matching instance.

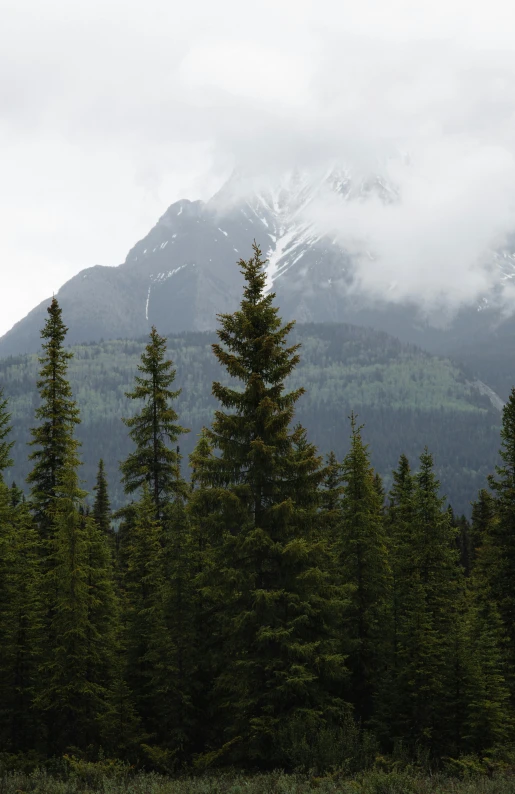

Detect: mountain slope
[2,167,515,359]
[0,323,501,515]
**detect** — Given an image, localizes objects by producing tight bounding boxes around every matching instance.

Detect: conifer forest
[2,245,515,792]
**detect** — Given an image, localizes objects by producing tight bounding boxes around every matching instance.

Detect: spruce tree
[187,431,219,756]
[405,450,460,755]
[0,491,43,751]
[320,451,344,544]
[487,388,515,688]
[337,415,390,725]
[376,453,416,746]
[461,585,512,753]
[459,488,513,752]
[196,244,346,766]
[93,458,114,548]
[0,387,14,478]
[37,457,117,752]
[158,493,198,762]
[27,297,80,537]
[121,327,189,519]
[123,485,167,743]
[379,451,465,756]
[470,488,497,566]
[0,392,43,751]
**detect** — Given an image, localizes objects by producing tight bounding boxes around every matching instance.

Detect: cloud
[306,138,515,313]
[2,0,515,333]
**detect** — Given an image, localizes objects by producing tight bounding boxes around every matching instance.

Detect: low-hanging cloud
[306,138,515,313]
[2,0,515,333]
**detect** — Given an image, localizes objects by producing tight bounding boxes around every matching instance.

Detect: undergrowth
[0,760,514,794]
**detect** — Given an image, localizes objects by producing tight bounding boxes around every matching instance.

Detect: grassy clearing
[0,768,514,794]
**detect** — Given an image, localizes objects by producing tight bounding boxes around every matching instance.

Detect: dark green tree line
[1,255,515,770]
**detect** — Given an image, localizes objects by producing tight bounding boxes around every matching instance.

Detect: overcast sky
[2,0,515,336]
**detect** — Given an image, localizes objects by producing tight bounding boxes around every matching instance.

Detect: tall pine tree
[337,415,390,725]
[0,492,43,752]
[390,450,461,756]
[37,457,117,753]
[121,327,189,520]
[487,388,515,692]
[196,244,347,767]
[27,297,80,537]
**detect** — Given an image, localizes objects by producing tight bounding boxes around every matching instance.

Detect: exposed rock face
[2,167,515,358]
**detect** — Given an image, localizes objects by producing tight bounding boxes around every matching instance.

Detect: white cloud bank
[1,0,515,333]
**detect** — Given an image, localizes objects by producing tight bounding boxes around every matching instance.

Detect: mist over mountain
[2,165,515,375]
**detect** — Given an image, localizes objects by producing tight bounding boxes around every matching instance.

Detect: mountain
[0,323,502,516]
[3,167,515,364]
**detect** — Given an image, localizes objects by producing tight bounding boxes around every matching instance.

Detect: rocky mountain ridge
[1,166,515,361]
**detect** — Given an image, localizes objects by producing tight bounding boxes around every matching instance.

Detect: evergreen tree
[458,488,513,752]
[373,472,386,513]
[93,459,111,534]
[123,486,167,743]
[338,415,390,725]
[27,297,80,537]
[188,429,217,575]
[187,431,219,756]
[37,457,116,752]
[461,585,512,753]
[406,450,460,755]
[0,387,14,478]
[487,388,515,687]
[93,458,115,552]
[376,453,416,746]
[121,327,189,519]
[379,451,464,756]
[0,491,43,751]
[158,493,198,762]
[471,488,497,565]
[196,244,347,766]
[320,451,344,544]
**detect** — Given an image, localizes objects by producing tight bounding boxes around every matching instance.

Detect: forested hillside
[0,323,501,515]
[2,245,515,780]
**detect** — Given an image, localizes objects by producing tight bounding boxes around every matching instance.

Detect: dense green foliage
[0,324,500,517]
[0,246,514,777]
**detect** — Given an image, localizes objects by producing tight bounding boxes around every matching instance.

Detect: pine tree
[470,488,497,565]
[37,457,117,752]
[187,431,219,756]
[123,485,167,743]
[487,388,515,689]
[337,415,391,725]
[405,450,460,755]
[188,429,217,577]
[459,488,513,752]
[0,387,14,478]
[121,327,189,519]
[27,297,80,537]
[461,586,512,753]
[195,244,346,766]
[93,458,115,548]
[378,451,465,756]
[158,493,198,762]
[376,453,416,746]
[0,491,43,751]
[320,451,344,544]
[0,393,43,752]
